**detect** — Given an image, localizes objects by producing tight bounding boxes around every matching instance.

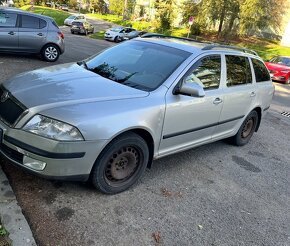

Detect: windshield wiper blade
[77,61,89,70]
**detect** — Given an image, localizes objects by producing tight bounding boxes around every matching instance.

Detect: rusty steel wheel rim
[241,118,254,138]
[105,146,140,183]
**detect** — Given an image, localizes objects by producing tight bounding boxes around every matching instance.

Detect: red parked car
[265,56,290,84]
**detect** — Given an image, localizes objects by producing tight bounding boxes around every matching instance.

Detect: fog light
[23,156,46,171]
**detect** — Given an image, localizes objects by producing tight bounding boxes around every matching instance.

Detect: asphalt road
[0,33,290,246]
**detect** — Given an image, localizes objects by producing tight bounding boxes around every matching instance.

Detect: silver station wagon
[0,36,274,194]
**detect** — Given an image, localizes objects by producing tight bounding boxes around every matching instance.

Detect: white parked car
[104,27,136,42]
[64,15,85,26]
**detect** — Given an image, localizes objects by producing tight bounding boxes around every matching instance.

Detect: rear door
[18,14,48,53]
[213,54,256,139]
[0,11,19,51]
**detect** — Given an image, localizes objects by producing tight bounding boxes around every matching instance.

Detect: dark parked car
[70,21,94,35]
[0,7,65,62]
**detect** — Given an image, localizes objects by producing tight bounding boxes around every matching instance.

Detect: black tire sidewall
[234,111,258,146]
[42,44,60,62]
[91,133,149,194]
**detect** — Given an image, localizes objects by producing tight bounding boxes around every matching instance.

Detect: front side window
[226,55,252,86]
[252,59,271,82]
[84,40,190,91]
[184,55,221,90]
[0,12,17,27]
[21,15,41,29]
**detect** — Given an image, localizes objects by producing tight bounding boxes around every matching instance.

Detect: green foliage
[154,0,175,31]
[20,6,70,26]
[181,0,288,38]
[108,0,123,16]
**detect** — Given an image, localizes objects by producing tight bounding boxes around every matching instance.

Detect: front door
[18,15,48,53]
[0,11,19,51]
[159,55,224,157]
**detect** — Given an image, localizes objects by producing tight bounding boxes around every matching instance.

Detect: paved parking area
[0,35,290,246]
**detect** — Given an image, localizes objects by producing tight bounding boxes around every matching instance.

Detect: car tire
[85,30,88,36]
[91,132,149,194]
[41,44,60,62]
[71,30,74,34]
[231,110,259,146]
[114,36,120,42]
[286,77,290,84]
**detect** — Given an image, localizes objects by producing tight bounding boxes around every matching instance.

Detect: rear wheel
[91,132,149,194]
[231,111,259,146]
[41,44,60,62]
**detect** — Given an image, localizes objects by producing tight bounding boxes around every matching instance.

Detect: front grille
[0,143,24,163]
[0,87,26,126]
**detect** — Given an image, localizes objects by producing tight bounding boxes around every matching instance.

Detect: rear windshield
[84,40,191,91]
[72,21,83,26]
[51,20,59,29]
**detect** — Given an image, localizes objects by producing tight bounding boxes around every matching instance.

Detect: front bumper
[0,121,108,181]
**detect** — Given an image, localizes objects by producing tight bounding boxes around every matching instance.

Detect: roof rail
[202,44,258,56]
[140,33,206,44]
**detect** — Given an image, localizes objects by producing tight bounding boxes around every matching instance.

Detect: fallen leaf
[152,231,161,243]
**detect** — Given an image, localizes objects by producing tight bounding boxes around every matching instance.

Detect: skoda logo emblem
[1,91,9,103]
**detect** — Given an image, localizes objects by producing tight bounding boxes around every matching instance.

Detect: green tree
[154,0,176,31]
[109,0,124,15]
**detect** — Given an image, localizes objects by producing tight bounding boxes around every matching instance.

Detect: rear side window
[21,15,46,29]
[226,55,252,86]
[0,12,17,27]
[184,55,221,90]
[252,59,271,82]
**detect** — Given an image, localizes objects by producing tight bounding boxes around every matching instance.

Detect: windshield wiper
[77,61,89,70]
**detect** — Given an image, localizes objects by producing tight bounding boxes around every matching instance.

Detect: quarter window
[184,55,221,90]
[252,59,271,82]
[226,55,252,86]
[0,13,17,27]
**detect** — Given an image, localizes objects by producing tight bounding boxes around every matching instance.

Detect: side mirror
[174,82,205,97]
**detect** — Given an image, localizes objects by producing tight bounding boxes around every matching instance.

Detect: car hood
[265,62,290,71]
[2,63,149,109]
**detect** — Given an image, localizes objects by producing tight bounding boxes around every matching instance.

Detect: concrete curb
[0,166,36,246]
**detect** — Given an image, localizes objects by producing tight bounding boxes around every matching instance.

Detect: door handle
[37,33,43,36]
[213,98,223,105]
[250,92,256,97]
[8,31,15,35]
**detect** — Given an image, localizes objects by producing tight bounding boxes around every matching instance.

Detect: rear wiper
[77,61,89,70]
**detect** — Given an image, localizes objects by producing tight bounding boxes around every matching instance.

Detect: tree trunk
[217,0,227,37]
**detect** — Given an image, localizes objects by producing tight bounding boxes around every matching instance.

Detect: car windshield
[68,15,76,19]
[84,40,190,91]
[270,56,290,66]
[111,27,123,32]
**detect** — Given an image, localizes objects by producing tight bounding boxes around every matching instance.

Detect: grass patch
[0,221,11,246]
[90,30,105,40]
[20,5,70,26]
[87,13,152,31]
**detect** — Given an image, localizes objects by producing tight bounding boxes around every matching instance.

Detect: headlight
[23,115,84,141]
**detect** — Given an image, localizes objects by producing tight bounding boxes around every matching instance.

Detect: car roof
[137,36,260,58]
[0,7,53,21]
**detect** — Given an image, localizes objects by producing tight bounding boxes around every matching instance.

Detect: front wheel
[286,77,290,84]
[41,44,60,62]
[231,111,259,146]
[91,132,149,194]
